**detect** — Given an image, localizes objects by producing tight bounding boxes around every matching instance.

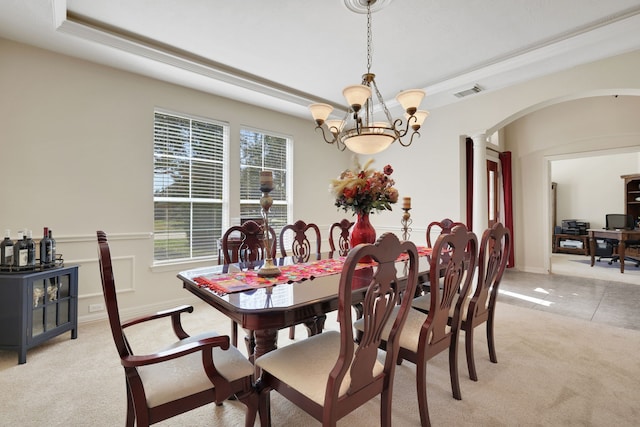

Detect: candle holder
[401,207,413,241]
[257,180,281,278]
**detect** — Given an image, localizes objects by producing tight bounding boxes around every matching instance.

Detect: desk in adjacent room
[588,228,640,273]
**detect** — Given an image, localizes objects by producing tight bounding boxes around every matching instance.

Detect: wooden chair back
[398,224,477,426]
[424,225,478,356]
[97,231,258,426]
[462,222,510,380]
[470,222,510,327]
[221,220,276,264]
[328,218,354,256]
[278,220,321,261]
[426,218,464,248]
[333,233,420,412]
[97,230,129,359]
[256,232,420,426]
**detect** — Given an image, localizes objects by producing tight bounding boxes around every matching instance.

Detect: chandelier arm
[398,129,421,147]
[392,117,407,137]
[315,125,340,146]
[392,114,418,138]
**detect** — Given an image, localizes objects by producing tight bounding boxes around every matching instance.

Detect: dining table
[177,249,433,362]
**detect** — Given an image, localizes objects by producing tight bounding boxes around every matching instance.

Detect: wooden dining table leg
[252,328,278,363]
[303,314,326,336]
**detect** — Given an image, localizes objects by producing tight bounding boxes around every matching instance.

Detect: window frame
[153,109,229,266]
[238,126,293,237]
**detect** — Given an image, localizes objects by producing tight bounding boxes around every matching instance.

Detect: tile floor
[499,254,640,331]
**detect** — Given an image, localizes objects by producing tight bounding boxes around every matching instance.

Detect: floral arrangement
[330,158,399,215]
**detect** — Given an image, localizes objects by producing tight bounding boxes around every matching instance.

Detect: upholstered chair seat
[411,292,469,319]
[256,331,384,406]
[139,332,255,408]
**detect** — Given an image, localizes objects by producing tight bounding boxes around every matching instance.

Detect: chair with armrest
[328,218,355,256]
[97,231,258,427]
[221,220,277,349]
[255,233,420,427]
[278,220,323,339]
[357,224,478,427]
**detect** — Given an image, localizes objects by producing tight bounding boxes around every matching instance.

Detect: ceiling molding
[35,1,640,119]
[56,12,347,114]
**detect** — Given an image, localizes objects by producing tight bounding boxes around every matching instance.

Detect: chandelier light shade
[309,0,429,155]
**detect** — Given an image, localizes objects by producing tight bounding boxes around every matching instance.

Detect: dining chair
[415,223,511,381]
[279,220,323,339]
[328,218,354,256]
[96,231,258,427]
[221,220,277,349]
[460,222,510,381]
[278,219,322,260]
[222,219,277,265]
[425,217,464,248]
[255,233,420,427]
[357,225,478,427]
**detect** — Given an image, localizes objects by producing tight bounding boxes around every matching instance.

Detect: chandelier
[308,0,429,155]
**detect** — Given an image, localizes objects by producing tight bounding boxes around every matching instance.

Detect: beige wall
[380,50,640,275]
[552,152,640,230]
[2,36,640,321]
[0,38,350,321]
[504,95,640,273]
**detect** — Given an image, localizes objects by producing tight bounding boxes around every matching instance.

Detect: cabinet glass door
[30,273,72,339]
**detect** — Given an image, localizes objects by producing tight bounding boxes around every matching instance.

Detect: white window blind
[153,111,227,262]
[239,128,290,234]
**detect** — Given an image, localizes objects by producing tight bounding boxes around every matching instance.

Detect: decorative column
[472,133,489,233]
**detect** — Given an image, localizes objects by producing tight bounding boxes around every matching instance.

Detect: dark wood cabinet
[553,234,590,255]
[622,173,640,227]
[622,173,640,258]
[0,265,78,364]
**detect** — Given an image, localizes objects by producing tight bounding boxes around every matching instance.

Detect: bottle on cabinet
[15,230,29,269]
[40,227,53,267]
[26,230,36,268]
[48,229,56,265]
[0,229,14,268]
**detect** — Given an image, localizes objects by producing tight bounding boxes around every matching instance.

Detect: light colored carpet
[1,299,639,426]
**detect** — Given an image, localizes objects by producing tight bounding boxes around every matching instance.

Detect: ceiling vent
[454,85,483,98]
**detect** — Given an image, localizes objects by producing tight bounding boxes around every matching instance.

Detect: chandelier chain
[366,1,372,74]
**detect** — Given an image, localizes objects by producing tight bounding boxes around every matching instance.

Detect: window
[153,111,227,263]
[239,128,291,233]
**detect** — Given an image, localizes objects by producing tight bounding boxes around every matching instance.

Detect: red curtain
[499,151,514,268]
[465,138,474,231]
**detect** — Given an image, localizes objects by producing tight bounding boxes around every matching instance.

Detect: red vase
[350,211,376,248]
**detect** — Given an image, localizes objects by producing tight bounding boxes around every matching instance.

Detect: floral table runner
[193,246,432,295]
